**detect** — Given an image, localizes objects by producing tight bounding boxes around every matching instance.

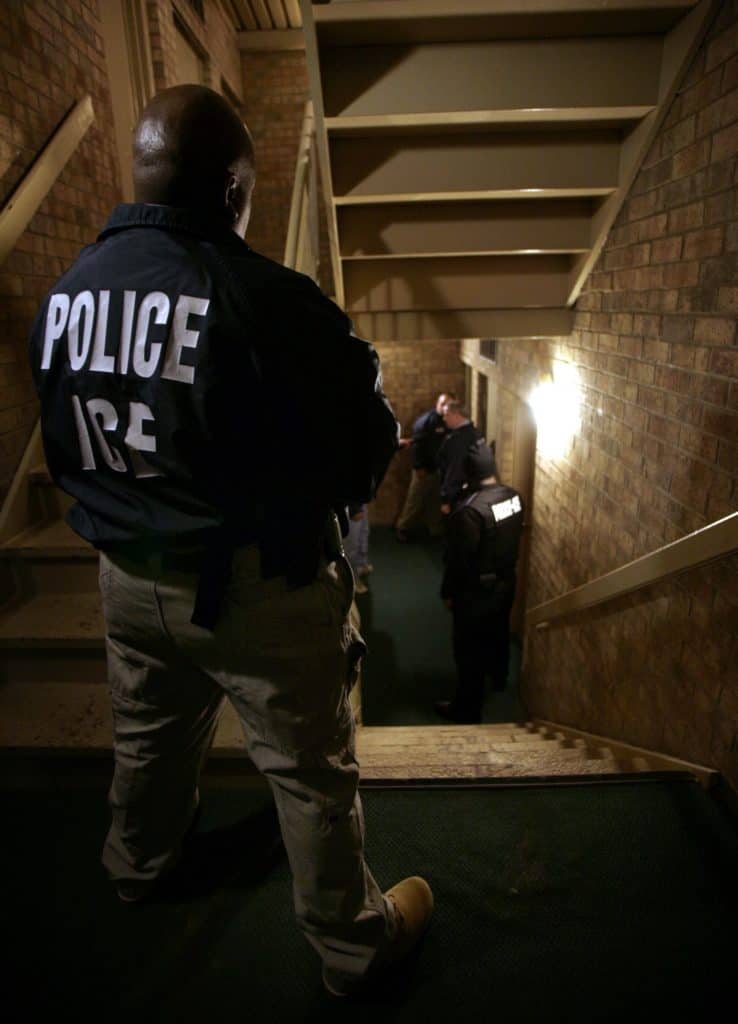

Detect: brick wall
[503,2,738,790]
[371,341,466,525]
[0,0,122,498]
[240,50,308,264]
[147,0,242,99]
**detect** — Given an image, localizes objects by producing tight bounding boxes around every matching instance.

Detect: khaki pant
[396,469,443,535]
[99,545,393,981]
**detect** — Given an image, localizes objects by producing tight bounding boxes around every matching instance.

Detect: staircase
[298,0,717,341]
[0,0,721,788]
[0,456,715,791]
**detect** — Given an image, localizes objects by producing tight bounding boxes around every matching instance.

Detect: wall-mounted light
[528,362,582,460]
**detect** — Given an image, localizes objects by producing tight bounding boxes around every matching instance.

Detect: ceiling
[220,0,302,31]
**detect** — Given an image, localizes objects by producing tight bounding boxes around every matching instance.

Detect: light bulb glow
[529,363,582,460]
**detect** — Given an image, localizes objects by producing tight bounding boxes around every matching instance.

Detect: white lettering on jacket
[491,494,522,523]
[39,289,210,382]
[38,288,210,476]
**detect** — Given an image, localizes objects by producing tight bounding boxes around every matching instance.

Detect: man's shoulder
[413,408,437,429]
[224,244,348,326]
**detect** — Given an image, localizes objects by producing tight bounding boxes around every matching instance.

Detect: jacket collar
[99,203,249,248]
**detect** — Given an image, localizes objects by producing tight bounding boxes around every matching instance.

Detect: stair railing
[283,100,319,281]
[0,96,94,265]
[0,96,94,545]
[527,511,738,628]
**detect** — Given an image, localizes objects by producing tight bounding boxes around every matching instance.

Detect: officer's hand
[440,503,451,515]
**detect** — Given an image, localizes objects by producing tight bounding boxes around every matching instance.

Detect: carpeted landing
[9,775,738,1022]
[356,526,524,727]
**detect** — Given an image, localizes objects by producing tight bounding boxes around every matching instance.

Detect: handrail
[0,96,94,266]
[283,100,319,281]
[527,511,738,627]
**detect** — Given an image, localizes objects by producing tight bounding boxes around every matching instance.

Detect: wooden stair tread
[0,592,104,646]
[0,682,112,750]
[2,518,94,557]
[0,684,700,783]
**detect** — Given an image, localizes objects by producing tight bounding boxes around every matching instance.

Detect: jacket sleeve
[441,506,482,599]
[258,272,399,506]
[410,411,436,470]
[438,435,465,504]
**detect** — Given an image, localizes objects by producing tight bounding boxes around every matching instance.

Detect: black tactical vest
[463,482,525,577]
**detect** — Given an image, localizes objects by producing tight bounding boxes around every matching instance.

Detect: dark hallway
[356,527,524,727]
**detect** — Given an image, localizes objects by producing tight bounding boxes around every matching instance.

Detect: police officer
[395,391,455,541]
[29,85,432,997]
[436,399,484,514]
[435,441,524,724]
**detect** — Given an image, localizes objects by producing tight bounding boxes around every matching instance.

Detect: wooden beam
[314,0,696,46]
[338,199,593,257]
[331,131,620,201]
[299,0,344,305]
[325,107,655,134]
[344,254,572,310]
[349,307,574,341]
[237,28,304,49]
[320,38,661,120]
[232,0,258,31]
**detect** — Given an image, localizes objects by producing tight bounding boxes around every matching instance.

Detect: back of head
[443,399,470,426]
[464,440,497,489]
[133,85,255,223]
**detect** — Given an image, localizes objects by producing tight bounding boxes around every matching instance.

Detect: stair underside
[300,0,714,337]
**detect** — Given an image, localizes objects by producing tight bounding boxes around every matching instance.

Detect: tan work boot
[323,876,434,997]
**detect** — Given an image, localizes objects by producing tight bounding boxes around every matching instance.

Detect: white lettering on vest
[41,294,70,369]
[117,290,137,375]
[89,290,114,373]
[161,294,209,384]
[67,291,95,371]
[125,401,161,478]
[491,494,522,523]
[71,394,96,470]
[132,291,170,378]
[86,397,127,472]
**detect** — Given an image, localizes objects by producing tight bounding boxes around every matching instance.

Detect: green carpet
[357,526,524,726]
[9,776,737,1022]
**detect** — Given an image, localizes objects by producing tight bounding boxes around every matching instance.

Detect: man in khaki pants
[30,85,432,997]
[396,392,455,541]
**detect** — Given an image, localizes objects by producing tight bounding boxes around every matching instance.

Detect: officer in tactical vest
[435,440,524,724]
[29,84,432,997]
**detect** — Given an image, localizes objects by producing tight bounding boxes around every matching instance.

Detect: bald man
[29,85,432,996]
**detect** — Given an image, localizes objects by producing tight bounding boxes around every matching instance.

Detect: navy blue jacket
[436,421,484,505]
[29,203,399,599]
[410,408,448,471]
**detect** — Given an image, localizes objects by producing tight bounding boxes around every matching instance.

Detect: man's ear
[225,173,241,223]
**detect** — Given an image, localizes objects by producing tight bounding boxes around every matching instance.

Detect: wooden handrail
[284,100,318,278]
[0,96,94,266]
[527,511,738,627]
